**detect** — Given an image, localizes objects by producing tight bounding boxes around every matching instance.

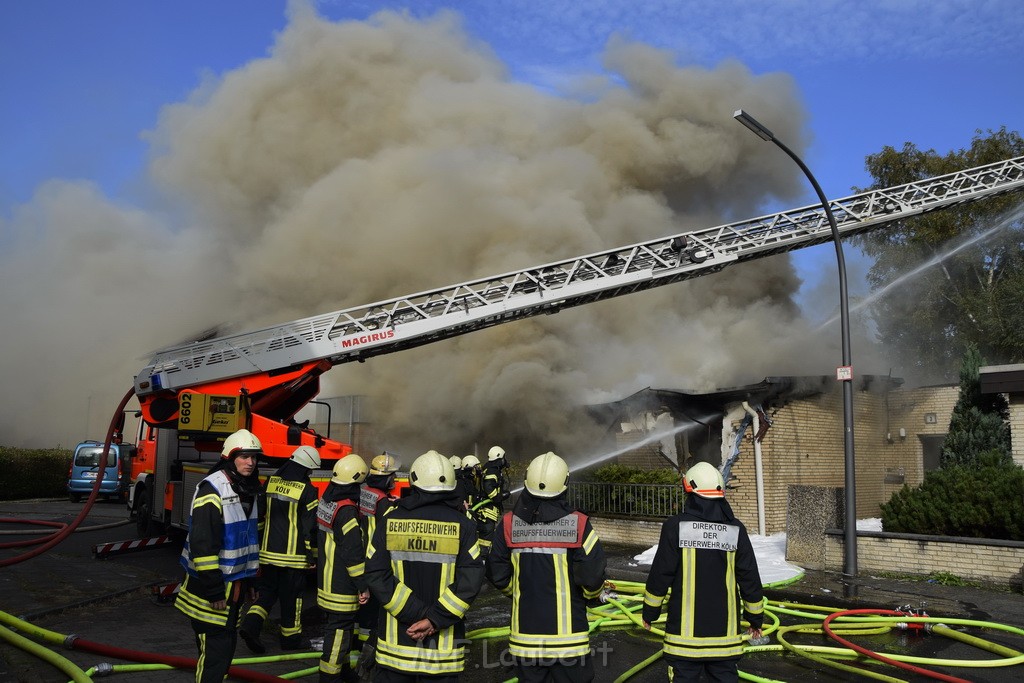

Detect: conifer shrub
[881,451,1024,541]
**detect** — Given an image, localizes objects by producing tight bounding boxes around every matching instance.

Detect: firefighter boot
[239,614,266,655]
[280,633,304,651]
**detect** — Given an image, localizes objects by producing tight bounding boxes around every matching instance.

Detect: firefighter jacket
[317,482,367,614]
[176,466,261,626]
[359,478,396,548]
[480,459,509,507]
[259,460,319,569]
[486,490,607,659]
[365,488,485,676]
[642,495,764,661]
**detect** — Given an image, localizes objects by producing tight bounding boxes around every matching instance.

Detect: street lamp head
[733,109,774,142]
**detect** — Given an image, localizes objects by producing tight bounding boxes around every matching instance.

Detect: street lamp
[733,109,858,578]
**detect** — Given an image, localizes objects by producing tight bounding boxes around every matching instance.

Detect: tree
[852,128,1024,381]
[940,343,1010,468]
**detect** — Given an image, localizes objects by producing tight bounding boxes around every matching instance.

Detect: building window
[919,434,945,472]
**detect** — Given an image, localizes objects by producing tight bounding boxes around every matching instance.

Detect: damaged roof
[586,374,903,424]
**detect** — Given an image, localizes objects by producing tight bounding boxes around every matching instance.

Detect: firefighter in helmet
[642,461,764,681]
[175,428,263,683]
[317,453,369,683]
[459,455,482,510]
[364,450,485,679]
[355,451,402,676]
[240,444,321,653]
[472,445,509,554]
[487,451,607,682]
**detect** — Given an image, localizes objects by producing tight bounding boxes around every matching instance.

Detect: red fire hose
[0,386,135,566]
[822,608,972,683]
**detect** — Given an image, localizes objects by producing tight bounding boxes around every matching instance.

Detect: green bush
[0,446,72,500]
[880,452,1024,540]
[590,464,681,485]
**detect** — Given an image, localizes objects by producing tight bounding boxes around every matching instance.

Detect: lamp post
[733,109,858,578]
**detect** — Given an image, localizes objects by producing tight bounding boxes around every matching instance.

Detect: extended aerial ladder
[134,155,1024,428]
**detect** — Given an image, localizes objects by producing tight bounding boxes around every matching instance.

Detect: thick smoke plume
[0,6,867,460]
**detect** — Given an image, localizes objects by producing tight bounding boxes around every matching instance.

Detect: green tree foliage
[0,446,71,500]
[852,128,1024,380]
[881,452,1024,541]
[940,343,1010,468]
[590,463,681,484]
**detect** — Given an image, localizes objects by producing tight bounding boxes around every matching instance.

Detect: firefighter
[364,450,485,680]
[355,451,402,674]
[240,445,321,653]
[317,453,370,683]
[459,455,482,509]
[175,428,263,683]
[448,455,468,510]
[486,451,607,682]
[641,461,764,682]
[472,445,509,554]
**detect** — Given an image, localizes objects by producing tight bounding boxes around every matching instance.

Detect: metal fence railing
[566,481,684,519]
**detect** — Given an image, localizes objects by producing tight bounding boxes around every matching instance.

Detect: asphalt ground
[2,497,1023,682]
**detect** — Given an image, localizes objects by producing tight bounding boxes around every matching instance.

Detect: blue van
[67,441,134,503]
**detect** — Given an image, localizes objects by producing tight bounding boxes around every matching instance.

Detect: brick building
[585,377,964,534]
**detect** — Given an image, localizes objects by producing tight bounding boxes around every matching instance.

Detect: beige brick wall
[727,384,958,534]
[589,516,662,548]
[614,432,675,471]
[1011,395,1024,468]
[823,532,1024,587]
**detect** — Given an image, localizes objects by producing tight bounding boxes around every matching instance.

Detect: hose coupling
[93,662,114,676]
[63,634,79,649]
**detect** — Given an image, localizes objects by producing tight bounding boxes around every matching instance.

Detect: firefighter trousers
[243,563,308,649]
[514,656,595,683]
[666,655,740,683]
[190,596,243,683]
[319,609,358,683]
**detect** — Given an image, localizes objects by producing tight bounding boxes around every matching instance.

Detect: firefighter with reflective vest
[240,445,321,653]
[472,446,509,553]
[356,451,402,671]
[642,461,764,682]
[364,450,485,680]
[175,428,263,683]
[486,451,607,682]
[317,453,370,683]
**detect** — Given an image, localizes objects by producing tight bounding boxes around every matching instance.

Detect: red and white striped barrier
[151,581,181,602]
[92,535,175,559]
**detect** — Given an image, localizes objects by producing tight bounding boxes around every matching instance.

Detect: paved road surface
[2,498,1023,682]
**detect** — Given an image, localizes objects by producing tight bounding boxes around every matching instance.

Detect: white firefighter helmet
[449,455,462,469]
[409,450,456,492]
[332,453,368,484]
[290,445,322,469]
[461,454,481,469]
[221,429,262,459]
[370,453,400,475]
[683,461,725,499]
[525,451,569,498]
[488,446,505,461]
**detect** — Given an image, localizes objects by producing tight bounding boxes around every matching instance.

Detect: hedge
[0,447,72,500]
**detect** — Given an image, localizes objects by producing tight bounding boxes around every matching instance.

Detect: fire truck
[127,155,1024,536]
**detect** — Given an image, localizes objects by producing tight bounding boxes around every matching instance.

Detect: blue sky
[2,0,1020,316]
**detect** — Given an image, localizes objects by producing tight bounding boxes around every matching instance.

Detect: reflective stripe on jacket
[487,509,606,659]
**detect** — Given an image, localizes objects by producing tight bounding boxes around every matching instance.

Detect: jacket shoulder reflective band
[503,511,588,549]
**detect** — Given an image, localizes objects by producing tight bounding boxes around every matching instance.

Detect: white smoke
[0,5,875,459]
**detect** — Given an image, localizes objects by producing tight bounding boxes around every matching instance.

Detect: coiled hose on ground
[2,576,1022,682]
